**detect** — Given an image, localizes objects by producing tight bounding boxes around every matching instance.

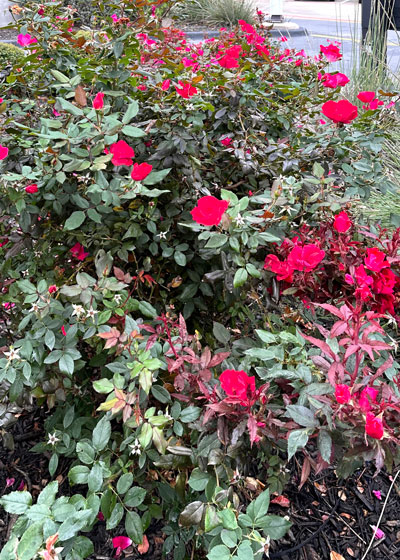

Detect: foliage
[1,1,400,558]
[0,42,24,68]
[172,0,255,28]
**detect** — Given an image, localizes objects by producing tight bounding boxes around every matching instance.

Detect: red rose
[70,242,89,261]
[365,412,384,439]
[109,140,135,166]
[333,211,352,233]
[368,99,384,110]
[321,100,358,124]
[175,81,198,99]
[335,384,351,404]
[48,285,57,294]
[131,162,153,181]
[219,369,256,405]
[287,244,325,272]
[357,91,375,103]
[264,254,294,282]
[0,144,9,160]
[220,137,232,147]
[320,44,342,62]
[191,196,229,226]
[359,387,379,412]
[161,79,170,91]
[25,184,38,194]
[218,55,239,69]
[373,268,396,295]
[322,72,349,89]
[93,92,104,110]
[364,248,389,273]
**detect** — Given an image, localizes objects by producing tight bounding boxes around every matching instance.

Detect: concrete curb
[0,39,20,46]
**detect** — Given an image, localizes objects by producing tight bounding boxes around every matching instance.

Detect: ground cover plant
[1,1,400,559]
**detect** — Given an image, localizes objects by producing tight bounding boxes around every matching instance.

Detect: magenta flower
[17,33,38,47]
[112,536,132,558]
[372,490,382,500]
[6,478,15,487]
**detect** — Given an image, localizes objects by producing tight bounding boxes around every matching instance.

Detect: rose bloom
[175,81,198,99]
[17,33,38,47]
[373,268,396,295]
[219,369,256,405]
[335,384,351,404]
[364,247,389,272]
[108,140,135,166]
[359,386,379,412]
[220,137,232,147]
[322,72,349,89]
[48,285,57,294]
[264,254,293,282]
[93,92,104,110]
[0,144,8,160]
[322,100,358,124]
[191,196,229,226]
[333,211,352,233]
[70,242,89,261]
[238,19,255,33]
[357,91,376,103]
[320,44,342,62]
[218,54,239,69]
[161,79,170,90]
[287,244,325,272]
[365,412,384,440]
[25,184,38,194]
[131,162,153,181]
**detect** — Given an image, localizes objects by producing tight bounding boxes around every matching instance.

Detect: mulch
[1,411,400,560]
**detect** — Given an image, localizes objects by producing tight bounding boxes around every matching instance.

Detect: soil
[1,411,400,560]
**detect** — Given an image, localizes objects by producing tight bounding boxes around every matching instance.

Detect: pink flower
[137,84,147,91]
[111,14,119,22]
[108,140,135,166]
[219,369,256,405]
[368,98,384,110]
[364,248,389,272]
[18,33,38,47]
[320,44,342,62]
[38,5,45,15]
[335,384,351,404]
[93,92,104,110]
[322,100,358,124]
[25,184,38,194]
[319,119,326,125]
[218,54,239,69]
[333,211,352,233]
[365,412,384,439]
[220,137,232,147]
[321,72,349,89]
[97,512,105,520]
[359,387,379,412]
[175,81,198,99]
[6,478,15,487]
[191,196,229,226]
[370,525,385,539]
[131,162,153,181]
[372,490,382,500]
[238,20,255,34]
[357,91,375,103]
[373,268,396,295]
[280,36,288,42]
[70,242,89,261]
[287,244,325,272]
[161,79,170,90]
[53,109,61,117]
[0,144,8,160]
[48,285,57,294]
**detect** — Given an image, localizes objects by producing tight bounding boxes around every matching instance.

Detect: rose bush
[1,1,400,559]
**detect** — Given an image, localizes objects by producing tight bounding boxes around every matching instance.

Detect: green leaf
[57,97,84,116]
[204,234,228,249]
[287,429,309,460]
[117,473,133,495]
[48,453,58,477]
[285,405,319,428]
[151,385,171,403]
[0,491,32,514]
[255,329,276,343]
[69,465,90,485]
[122,100,139,124]
[220,529,237,548]
[217,508,238,530]
[318,430,332,463]
[0,536,19,560]
[204,505,220,532]
[233,268,248,288]
[213,322,231,345]
[50,69,69,83]
[312,162,325,179]
[246,263,261,278]
[106,502,124,529]
[180,406,201,423]
[44,329,55,351]
[25,504,51,522]
[188,468,209,491]
[17,521,43,560]
[142,168,171,186]
[206,544,231,560]
[247,488,270,521]
[124,486,146,507]
[257,514,291,539]
[125,511,143,544]
[58,510,92,540]
[92,416,111,451]
[122,125,145,138]
[93,378,114,394]
[179,501,204,527]
[37,481,58,506]
[88,462,103,492]
[77,441,95,465]
[59,354,75,375]
[138,301,157,318]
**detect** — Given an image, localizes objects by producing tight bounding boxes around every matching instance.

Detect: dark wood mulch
[1,412,400,560]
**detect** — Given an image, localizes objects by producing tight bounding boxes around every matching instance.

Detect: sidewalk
[259,0,361,22]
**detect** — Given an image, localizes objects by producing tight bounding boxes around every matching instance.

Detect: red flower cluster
[219,369,256,406]
[264,240,325,282]
[106,140,153,181]
[334,383,384,439]
[357,91,384,111]
[320,43,342,62]
[175,81,198,98]
[217,44,242,69]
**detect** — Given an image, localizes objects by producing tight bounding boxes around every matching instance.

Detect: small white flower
[235,213,245,226]
[29,303,40,313]
[114,294,123,304]
[158,231,167,239]
[129,439,141,456]
[4,347,21,362]
[86,307,98,319]
[71,304,85,318]
[47,433,60,446]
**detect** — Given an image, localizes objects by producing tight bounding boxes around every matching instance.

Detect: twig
[360,468,400,560]
[334,512,367,544]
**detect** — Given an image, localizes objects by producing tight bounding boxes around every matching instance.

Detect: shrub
[1,2,400,559]
[0,42,23,68]
[172,0,255,27]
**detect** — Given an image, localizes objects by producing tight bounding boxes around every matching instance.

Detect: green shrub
[173,0,255,27]
[0,42,23,67]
